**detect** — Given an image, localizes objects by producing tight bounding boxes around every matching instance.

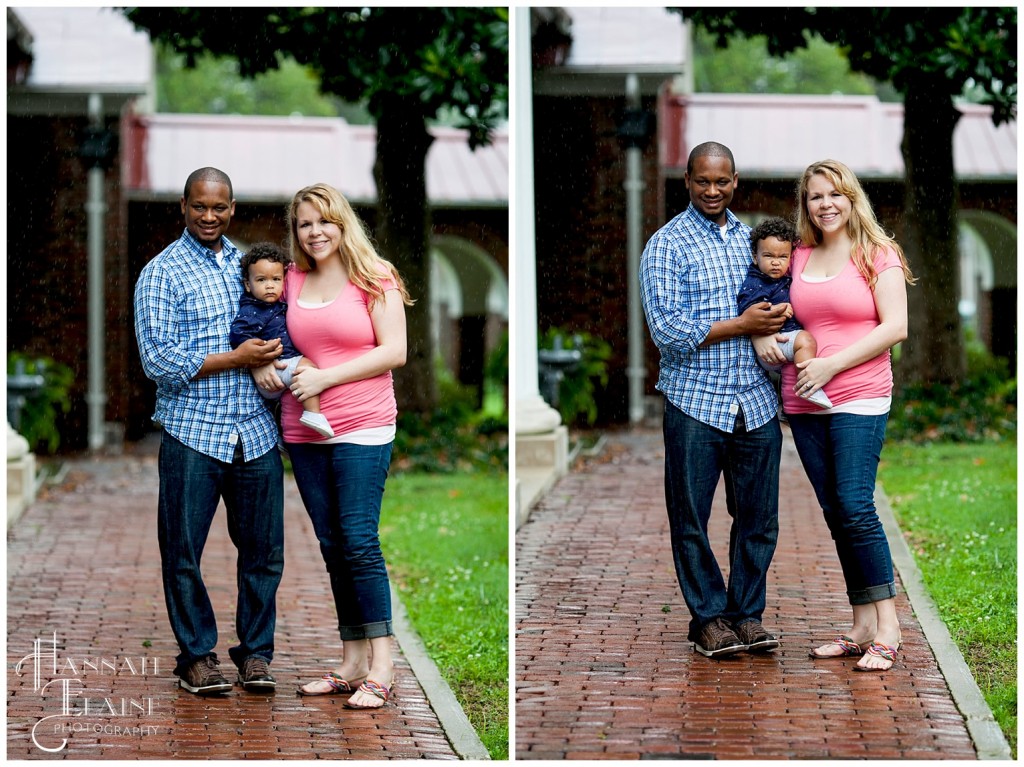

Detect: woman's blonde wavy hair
[287,183,414,310]
[796,159,916,289]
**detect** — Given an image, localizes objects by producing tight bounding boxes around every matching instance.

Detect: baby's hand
[776,302,794,320]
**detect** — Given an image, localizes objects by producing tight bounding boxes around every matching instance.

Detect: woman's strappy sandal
[854,637,903,672]
[809,635,871,659]
[296,672,366,696]
[343,679,395,709]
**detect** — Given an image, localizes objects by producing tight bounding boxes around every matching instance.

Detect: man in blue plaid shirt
[135,167,286,695]
[640,142,788,658]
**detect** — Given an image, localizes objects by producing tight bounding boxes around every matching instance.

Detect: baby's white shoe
[300,411,335,438]
[804,388,833,409]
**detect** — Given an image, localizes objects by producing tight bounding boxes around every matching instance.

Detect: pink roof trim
[124,113,508,206]
[661,93,1016,179]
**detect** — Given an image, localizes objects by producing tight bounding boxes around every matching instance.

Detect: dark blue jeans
[787,412,896,605]
[663,401,781,640]
[287,441,394,640]
[157,433,284,677]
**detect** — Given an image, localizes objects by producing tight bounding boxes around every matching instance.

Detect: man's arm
[641,234,790,354]
[701,302,789,347]
[640,236,711,358]
[134,264,283,385]
[197,339,283,378]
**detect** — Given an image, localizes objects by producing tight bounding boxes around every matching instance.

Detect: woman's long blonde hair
[796,159,916,289]
[287,183,414,310]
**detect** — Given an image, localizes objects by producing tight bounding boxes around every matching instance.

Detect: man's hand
[253,360,288,392]
[196,338,284,379]
[738,302,788,336]
[233,338,284,368]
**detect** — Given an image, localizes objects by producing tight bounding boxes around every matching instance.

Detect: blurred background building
[7,7,509,453]
[528,6,1016,430]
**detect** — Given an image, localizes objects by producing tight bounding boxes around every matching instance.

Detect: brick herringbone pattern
[7,443,457,760]
[515,427,976,760]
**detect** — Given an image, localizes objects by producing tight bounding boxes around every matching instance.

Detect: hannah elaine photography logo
[14,632,162,753]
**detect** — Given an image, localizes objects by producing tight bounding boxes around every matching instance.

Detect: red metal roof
[123,113,508,207]
[660,92,1017,180]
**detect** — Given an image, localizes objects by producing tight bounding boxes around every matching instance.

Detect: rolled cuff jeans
[158,433,284,677]
[787,412,896,605]
[287,441,394,641]
[663,401,781,641]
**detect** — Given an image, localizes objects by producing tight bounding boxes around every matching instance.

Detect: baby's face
[754,236,793,280]
[244,259,286,303]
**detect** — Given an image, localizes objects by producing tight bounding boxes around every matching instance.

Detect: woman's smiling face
[805,172,852,236]
[294,201,343,263]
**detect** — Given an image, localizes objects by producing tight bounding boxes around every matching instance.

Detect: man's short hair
[686,141,736,176]
[183,167,233,200]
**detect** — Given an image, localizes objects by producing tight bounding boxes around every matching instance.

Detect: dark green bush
[6,353,75,455]
[539,327,612,427]
[393,363,508,474]
[888,342,1016,443]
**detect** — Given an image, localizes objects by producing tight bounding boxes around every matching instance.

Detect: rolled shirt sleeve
[134,259,205,389]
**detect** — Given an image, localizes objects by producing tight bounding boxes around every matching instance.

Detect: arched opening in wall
[430,235,509,409]
[958,211,1017,371]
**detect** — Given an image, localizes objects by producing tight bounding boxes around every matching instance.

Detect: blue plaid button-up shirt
[640,204,777,433]
[134,229,277,463]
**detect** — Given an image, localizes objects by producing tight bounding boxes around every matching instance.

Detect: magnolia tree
[681,7,1017,385]
[125,7,509,411]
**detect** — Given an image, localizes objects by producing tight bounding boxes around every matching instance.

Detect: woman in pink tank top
[757,160,915,672]
[258,183,413,708]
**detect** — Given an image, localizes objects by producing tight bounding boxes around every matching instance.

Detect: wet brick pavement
[7,440,458,760]
[515,426,978,760]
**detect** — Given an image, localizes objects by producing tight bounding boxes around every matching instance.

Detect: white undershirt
[312,424,396,445]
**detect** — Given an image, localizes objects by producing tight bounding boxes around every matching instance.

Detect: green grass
[380,471,509,759]
[878,441,1017,756]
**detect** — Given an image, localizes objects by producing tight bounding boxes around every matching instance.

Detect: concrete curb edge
[875,485,1013,760]
[390,585,491,760]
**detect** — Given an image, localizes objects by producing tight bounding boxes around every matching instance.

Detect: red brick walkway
[515,427,977,760]
[7,441,457,760]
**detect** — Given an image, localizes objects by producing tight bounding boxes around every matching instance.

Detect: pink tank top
[280,267,397,442]
[781,245,903,414]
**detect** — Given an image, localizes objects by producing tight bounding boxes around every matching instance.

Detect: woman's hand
[751,334,786,366]
[253,360,287,392]
[794,356,837,399]
[290,365,331,403]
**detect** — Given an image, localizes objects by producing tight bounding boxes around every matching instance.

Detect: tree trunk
[897,75,965,387]
[373,95,437,412]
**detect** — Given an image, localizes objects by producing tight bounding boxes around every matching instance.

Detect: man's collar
[684,204,739,231]
[181,228,238,259]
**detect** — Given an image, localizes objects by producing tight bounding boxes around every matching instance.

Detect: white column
[513,7,561,437]
[513,8,567,526]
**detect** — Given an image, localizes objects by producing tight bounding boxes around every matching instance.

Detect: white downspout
[86,93,107,452]
[625,74,646,425]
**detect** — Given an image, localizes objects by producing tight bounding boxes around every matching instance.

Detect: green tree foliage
[154,46,348,118]
[124,7,509,412]
[692,27,880,97]
[679,8,1016,387]
[125,8,508,146]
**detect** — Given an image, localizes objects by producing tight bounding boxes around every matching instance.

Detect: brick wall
[533,93,662,424]
[8,114,128,451]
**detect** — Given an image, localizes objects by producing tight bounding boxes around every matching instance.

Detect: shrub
[538,327,612,427]
[6,353,74,454]
[393,361,508,474]
[889,341,1016,443]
